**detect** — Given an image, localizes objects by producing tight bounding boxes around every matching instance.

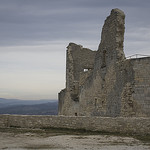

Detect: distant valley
[0,98,58,115]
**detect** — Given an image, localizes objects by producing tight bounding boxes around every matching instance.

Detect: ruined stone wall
[95,8,125,70]
[0,115,150,135]
[58,8,150,117]
[121,57,150,117]
[59,43,96,116]
[78,56,150,117]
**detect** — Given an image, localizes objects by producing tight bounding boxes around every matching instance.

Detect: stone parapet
[0,115,149,135]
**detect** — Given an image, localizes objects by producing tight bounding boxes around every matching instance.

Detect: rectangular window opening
[84,69,89,72]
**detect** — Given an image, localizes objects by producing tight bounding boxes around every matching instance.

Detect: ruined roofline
[67,42,83,49]
[67,42,96,52]
[68,8,125,57]
[111,8,125,17]
[103,8,125,27]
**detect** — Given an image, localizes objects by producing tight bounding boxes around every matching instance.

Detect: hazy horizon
[0,97,57,101]
[0,0,150,100]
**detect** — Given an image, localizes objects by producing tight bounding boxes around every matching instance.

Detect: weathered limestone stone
[59,8,150,117]
[58,43,96,116]
[0,115,150,135]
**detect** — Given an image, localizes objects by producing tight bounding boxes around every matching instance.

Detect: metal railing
[126,54,150,59]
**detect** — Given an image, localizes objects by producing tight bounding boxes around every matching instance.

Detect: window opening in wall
[84,68,92,72]
[84,69,89,72]
[75,113,77,116]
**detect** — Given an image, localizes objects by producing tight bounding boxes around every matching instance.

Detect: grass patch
[24,144,64,149]
[41,127,150,143]
[133,134,150,143]
[9,125,21,128]
[72,136,89,139]
[0,128,44,135]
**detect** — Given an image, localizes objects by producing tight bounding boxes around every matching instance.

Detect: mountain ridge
[0,98,57,108]
[0,98,58,115]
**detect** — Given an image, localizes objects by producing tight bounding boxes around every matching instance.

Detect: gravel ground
[0,128,149,150]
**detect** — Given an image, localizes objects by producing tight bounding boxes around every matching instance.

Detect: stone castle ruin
[58,8,150,117]
[0,8,149,136]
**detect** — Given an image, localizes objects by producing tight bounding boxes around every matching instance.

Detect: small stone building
[58,8,150,117]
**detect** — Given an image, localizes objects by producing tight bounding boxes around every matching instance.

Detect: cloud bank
[0,0,150,100]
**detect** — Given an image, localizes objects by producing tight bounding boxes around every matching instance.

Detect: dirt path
[0,129,149,150]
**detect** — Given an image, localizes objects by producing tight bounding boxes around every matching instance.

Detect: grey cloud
[0,0,150,49]
[0,0,102,46]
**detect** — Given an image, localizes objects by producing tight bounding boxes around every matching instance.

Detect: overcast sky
[0,0,150,100]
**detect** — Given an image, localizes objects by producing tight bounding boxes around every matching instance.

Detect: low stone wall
[0,115,149,135]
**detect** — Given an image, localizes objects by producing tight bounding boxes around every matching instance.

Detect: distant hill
[0,98,58,115]
[0,98,57,107]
